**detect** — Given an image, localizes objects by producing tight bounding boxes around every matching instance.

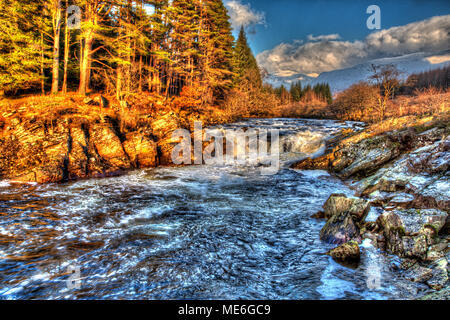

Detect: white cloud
[225,0,266,31]
[257,15,450,77]
[257,39,367,76]
[307,34,341,41]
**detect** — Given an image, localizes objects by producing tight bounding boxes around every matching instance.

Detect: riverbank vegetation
[274,64,449,122]
[0,0,283,121]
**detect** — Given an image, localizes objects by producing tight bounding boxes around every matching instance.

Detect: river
[0,119,426,299]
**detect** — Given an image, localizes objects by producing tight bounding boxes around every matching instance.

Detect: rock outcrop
[312,117,449,293]
[376,209,447,259]
[0,105,194,183]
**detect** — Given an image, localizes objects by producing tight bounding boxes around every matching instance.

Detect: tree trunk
[62,0,70,93]
[79,31,93,96]
[51,0,62,94]
[41,32,45,95]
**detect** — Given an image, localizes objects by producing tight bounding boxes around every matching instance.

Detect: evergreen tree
[0,0,238,104]
[232,26,261,88]
[290,81,302,102]
[199,0,235,103]
[0,0,48,95]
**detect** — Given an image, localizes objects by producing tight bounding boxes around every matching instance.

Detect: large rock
[88,124,130,176]
[377,209,448,259]
[326,240,360,262]
[320,212,360,244]
[1,120,70,183]
[355,136,450,211]
[123,132,158,168]
[426,258,449,290]
[323,194,370,221]
[331,134,402,179]
[151,111,183,165]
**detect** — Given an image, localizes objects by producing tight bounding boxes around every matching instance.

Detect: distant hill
[263,50,450,94]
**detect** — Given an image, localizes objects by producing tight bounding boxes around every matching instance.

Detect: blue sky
[223,1,450,77]
[225,0,450,55]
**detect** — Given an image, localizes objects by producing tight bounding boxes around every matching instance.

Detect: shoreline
[291,114,449,298]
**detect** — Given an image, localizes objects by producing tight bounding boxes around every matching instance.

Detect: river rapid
[0,119,427,299]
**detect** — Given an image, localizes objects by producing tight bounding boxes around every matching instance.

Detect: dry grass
[389,88,449,118]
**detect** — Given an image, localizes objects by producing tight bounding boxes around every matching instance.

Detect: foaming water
[0,119,424,299]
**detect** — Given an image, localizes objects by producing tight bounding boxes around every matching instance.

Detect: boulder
[377,210,405,256]
[89,124,130,171]
[151,111,182,165]
[322,194,370,222]
[320,212,360,244]
[331,134,402,179]
[326,240,360,262]
[402,235,428,260]
[377,209,448,258]
[426,241,448,262]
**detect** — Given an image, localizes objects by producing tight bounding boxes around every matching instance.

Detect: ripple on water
[0,119,422,299]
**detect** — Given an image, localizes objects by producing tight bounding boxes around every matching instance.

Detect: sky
[224,0,450,77]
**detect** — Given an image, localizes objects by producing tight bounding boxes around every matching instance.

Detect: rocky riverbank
[293,114,450,298]
[0,94,228,183]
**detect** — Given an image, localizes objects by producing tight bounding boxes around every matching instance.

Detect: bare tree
[370,64,401,121]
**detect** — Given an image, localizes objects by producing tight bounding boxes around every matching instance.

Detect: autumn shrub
[223,81,279,119]
[331,82,379,122]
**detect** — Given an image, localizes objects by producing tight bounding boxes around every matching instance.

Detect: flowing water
[0,119,426,300]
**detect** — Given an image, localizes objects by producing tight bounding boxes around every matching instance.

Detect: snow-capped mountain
[264,51,450,93]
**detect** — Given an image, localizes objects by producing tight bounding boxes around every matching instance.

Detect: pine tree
[0,0,48,95]
[199,0,235,103]
[290,81,302,102]
[232,26,261,88]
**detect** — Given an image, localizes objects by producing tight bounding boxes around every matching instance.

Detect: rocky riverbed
[293,116,449,298]
[0,99,448,299]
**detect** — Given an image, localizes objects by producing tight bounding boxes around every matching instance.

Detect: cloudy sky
[224,0,450,77]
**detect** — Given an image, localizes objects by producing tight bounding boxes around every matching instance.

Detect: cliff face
[0,94,225,183]
[0,116,159,183]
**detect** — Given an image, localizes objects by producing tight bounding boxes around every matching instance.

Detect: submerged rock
[403,264,433,283]
[420,286,450,300]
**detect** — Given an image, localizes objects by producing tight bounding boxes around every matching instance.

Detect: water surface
[0,119,426,299]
